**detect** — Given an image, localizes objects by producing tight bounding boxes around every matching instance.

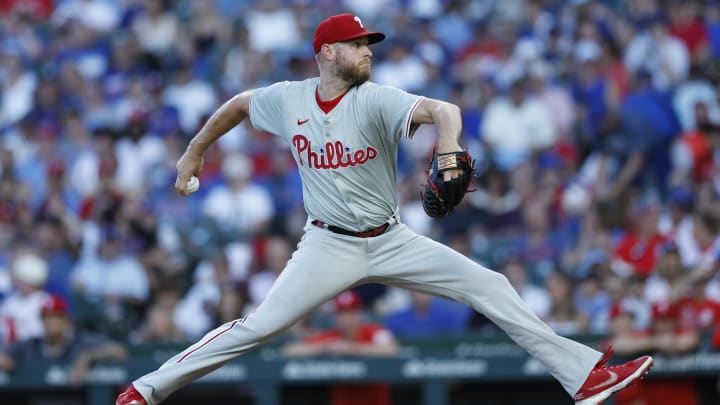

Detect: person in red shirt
[676,277,720,332]
[609,301,701,405]
[668,1,710,64]
[614,199,668,277]
[283,291,399,405]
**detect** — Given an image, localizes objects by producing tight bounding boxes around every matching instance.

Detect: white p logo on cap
[354,15,364,28]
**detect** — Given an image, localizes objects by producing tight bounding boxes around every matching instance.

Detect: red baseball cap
[334,291,362,312]
[313,14,385,54]
[41,295,69,317]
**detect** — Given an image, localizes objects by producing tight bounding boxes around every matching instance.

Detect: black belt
[312,220,390,238]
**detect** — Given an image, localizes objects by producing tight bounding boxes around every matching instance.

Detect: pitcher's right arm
[175,90,252,195]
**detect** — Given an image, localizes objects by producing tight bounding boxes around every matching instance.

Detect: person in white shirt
[481,76,557,170]
[624,17,689,90]
[70,227,150,329]
[201,152,274,237]
[0,252,49,342]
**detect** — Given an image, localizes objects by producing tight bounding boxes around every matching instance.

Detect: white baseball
[186,176,200,193]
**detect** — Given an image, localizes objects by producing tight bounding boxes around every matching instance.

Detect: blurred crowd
[1,0,720,383]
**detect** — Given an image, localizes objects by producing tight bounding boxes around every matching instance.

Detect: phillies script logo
[292,135,378,169]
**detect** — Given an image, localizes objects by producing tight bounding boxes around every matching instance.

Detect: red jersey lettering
[292,134,378,169]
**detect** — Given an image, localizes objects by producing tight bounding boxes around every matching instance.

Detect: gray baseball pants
[133,222,601,404]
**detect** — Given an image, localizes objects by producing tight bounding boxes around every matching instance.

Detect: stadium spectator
[0,53,37,128]
[372,40,428,92]
[528,60,576,140]
[130,302,186,345]
[624,14,689,91]
[613,197,668,278]
[644,241,687,305]
[561,208,614,279]
[283,291,398,405]
[467,166,523,233]
[544,271,588,335]
[161,62,218,135]
[616,274,654,331]
[173,251,232,340]
[188,0,232,59]
[675,275,720,334]
[201,151,275,237]
[658,185,695,239]
[385,291,469,339]
[243,0,301,54]
[0,251,49,342]
[610,300,701,405]
[31,217,76,307]
[706,1,720,60]
[668,1,709,66]
[571,37,620,161]
[215,285,248,327]
[676,210,720,272]
[131,0,179,61]
[481,75,557,171]
[574,272,612,333]
[0,295,127,385]
[52,0,120,33]
[70,226,149,337]
[670,101,716,188]
[513,200,565,284]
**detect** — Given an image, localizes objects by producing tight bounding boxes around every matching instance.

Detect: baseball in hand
[186,176,200,193]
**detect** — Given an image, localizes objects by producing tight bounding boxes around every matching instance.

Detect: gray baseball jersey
[250,78,422,231]
[129,78,604,405]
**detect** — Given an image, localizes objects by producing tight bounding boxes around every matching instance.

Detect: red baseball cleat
[116,385,147,405]
[574,351,653,405]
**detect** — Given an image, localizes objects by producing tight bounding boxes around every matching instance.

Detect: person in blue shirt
[385,291,470,339]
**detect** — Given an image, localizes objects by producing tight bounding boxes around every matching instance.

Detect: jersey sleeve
[249,81,290,136]
[365,84,424,142]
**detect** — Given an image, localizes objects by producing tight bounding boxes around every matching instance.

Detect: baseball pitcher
[118,14,652,405]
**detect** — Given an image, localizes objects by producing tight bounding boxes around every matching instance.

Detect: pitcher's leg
[133,230,367,404]
[368,225,602,396]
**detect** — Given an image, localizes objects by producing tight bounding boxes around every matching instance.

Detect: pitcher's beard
[335,54,371,85]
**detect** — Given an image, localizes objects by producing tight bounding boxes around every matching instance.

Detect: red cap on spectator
[334,291,362,312]
[313,14,385,53]
[651,301,677,321]
[41,295,68,317]
[609,302,633,320]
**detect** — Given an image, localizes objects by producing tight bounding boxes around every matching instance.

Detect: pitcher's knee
[242,318,290,342]
[492,271,513,289]
[471,264,512,286]
[453,265,509,297]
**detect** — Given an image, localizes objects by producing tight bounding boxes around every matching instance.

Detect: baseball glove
[421,150,474,218]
